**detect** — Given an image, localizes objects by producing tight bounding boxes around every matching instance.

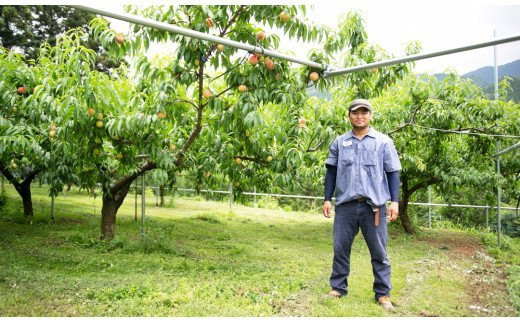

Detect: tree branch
[234,155,267,164]
[408,177,439,195]
[110,160,156,196]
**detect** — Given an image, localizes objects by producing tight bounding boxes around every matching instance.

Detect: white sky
[51,1,520,75]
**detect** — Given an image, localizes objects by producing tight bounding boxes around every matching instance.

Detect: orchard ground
[0,185,518,316]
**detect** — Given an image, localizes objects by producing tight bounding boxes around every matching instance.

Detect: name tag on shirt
[342,140,352,147]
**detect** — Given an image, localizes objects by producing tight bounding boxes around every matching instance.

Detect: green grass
[0,185,517,316]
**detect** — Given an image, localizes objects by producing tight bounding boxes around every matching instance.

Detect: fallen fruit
[245,130,250,137]
[275,73,281,80]
[93,148,100,156]
[12,106,17,112]
[371,67,378,73]
[203,171,211,178]
[96,120,103,128]
[49,130,55,138]
[257,31,266,41]
[94,137,102,144]
[17,87,26,94]
[116,153,123,159]
[169,143,176,151]
[96,113,103,120]
[10,162,17,169]
[203,90,212,99]
[234,157,242,165]
[238,85,247,92]
[309,72,319,81]
[115,34,125,44]
[205,17,214,28]
[157,112,166,119]
[87,107,95,117]
[216,44,225,52]
[50,124,57,131]
[267,156,273,162]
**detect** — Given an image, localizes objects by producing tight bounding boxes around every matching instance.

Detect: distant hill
[483,76,520,102]
[462,59,520,87]
[307,59,520,102]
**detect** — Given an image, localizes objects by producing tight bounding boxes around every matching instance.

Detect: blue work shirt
[325,127,402,207]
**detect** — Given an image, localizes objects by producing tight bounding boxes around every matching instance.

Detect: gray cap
[348,98,373,112]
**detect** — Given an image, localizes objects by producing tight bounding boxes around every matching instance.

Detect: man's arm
[386,171,400,222]
[323,164,337,218]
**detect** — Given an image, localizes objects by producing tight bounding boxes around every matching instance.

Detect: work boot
[377,295,395,311]
[326,290,343,298]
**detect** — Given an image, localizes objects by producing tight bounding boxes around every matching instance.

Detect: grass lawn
[0,185,517,316]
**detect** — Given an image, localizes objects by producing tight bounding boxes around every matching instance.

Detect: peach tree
[0,32,89,217]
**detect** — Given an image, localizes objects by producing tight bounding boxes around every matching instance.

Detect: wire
[412,124,520,138]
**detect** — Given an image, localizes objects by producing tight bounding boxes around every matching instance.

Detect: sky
[80,1,520,75]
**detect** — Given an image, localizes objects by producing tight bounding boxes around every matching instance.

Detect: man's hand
[323,201,333,218]
[388,202,399,222]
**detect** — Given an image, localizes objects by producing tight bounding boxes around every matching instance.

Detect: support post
[254,186,257,208]
[51,195,55,221]
[485,206,489,232]
[229,183,233,211]
[428,186,432,229]
[141,173,146,239]
[134,179,138,221]
[496,140,502,249]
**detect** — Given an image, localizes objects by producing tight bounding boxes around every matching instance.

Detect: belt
[353,197,379,226]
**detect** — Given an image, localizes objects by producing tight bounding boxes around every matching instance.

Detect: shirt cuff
[325,157,338,166]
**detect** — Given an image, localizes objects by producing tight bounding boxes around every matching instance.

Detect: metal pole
[494,31,501,249]
[496,140,502,249]
[51,195,55,221]
[70,5,324,70]
[134,179,138,221]
[155,188,159,206]
[494,29,499,100]
[141,173,146,239]
[325,32,520,77]
[229,183,233,211]
[485,206,489,232]
[254,186,257,207]
[428,186,432,229]
[494,142,520,157]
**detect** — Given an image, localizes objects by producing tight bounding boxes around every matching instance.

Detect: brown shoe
[377,295,395,311]
[327,290,343,298]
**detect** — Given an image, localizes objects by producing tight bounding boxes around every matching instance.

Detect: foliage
[0,5,119,72]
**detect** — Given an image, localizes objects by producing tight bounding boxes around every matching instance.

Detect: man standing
[322,99,401,311]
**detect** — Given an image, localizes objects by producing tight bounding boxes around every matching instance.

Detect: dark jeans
[329,200,391,301]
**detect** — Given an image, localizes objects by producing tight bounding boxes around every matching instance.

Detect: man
[322,98,401,311]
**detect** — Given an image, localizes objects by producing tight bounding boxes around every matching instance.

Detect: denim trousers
[329,200,392,301]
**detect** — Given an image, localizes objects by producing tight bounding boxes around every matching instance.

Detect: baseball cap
[348,98,373,112]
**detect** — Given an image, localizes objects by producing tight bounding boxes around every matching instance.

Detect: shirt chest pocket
[340,147,356,166]
[361,150,376,166]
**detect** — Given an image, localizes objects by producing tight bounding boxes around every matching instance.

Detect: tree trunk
[66,183,72,191]
[399,190,415,234]
[398,173,415,234]
[159,185,165,207]
[18,182,34,217]
[100,183,131,240]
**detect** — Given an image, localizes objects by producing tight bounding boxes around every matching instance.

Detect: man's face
[348,107,371,129]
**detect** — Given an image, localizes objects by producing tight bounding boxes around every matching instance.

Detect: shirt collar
[346,127,376,139]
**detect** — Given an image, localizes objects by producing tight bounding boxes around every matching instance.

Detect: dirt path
[415,230,516,316]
